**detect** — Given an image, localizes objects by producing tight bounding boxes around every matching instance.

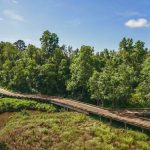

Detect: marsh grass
[0,98,56,113]
[0,112,149,150]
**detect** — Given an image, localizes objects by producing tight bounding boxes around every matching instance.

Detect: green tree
[88,71,103,106]
[119,38,147,68]
[50,47,70,95]
[0,42,19,87]
[35,61,57,94]
[67,46,94,99]
[89,63,135,107]
[14,40,26,51]
[57,59,70,95]
[0,33,149,108]
[40,30,59,55]
[9,53,37,92]
[26,44,45,65]
[132,56,150,106]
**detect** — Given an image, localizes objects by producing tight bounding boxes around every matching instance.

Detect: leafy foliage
[0,98,56,113]
[0,31,150,107]
[14,40,26,51]
[40,30,59,55]
[67,46,94,99]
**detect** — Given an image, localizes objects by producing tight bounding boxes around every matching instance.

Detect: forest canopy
[0,30,150,108]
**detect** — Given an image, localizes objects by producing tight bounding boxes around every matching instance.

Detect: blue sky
[0,0,150,51]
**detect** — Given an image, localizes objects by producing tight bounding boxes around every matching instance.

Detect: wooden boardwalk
[0,88,150,132]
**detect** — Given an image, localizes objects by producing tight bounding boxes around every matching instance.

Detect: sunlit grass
[0,111,149,150]
[0,98,56,113]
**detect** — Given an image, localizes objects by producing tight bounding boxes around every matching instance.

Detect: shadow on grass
[89,112,150,136]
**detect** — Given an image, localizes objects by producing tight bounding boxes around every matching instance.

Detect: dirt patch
[0,113,15,129]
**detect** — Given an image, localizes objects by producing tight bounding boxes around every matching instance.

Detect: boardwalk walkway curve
[0,88,150,132]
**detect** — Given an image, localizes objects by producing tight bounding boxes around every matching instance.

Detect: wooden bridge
[0,88,150,132]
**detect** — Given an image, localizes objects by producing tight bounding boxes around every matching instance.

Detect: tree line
[0,30,150,108]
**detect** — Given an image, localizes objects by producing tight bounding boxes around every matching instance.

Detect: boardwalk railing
[0,88,150,132]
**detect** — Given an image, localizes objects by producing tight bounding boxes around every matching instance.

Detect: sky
[0,0,150,51]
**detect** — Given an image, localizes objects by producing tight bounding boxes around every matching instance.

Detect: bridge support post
[99,116,101,121]
[64,107,69,111]
[110,118,112,125]
[125,123,127,129]
[141,128,144,133]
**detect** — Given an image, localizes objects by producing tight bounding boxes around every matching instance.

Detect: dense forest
[0,30,150,108]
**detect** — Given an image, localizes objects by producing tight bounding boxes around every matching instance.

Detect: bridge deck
[0,88,150,131]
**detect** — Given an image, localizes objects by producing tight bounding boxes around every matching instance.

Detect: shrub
[0,98,56,113]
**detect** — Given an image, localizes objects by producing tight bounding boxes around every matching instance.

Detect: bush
[0,98,56,113]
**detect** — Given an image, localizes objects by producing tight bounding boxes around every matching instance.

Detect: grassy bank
[0,98,56,113]
[0,111,149,150]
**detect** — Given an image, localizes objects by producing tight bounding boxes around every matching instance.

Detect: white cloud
[125,18,150,28]
[3,10,25,22]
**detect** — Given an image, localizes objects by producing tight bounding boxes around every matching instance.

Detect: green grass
[0,98,56,113]
[0,111,149,150]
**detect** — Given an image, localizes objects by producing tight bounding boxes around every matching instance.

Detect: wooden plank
[0,88,150,131]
